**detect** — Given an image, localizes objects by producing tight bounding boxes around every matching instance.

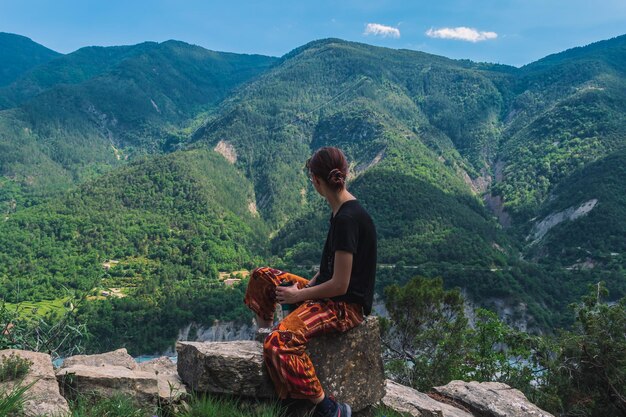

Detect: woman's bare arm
[276,251,352,304]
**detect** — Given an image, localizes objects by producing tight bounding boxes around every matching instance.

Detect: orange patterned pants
[244,267,364,400]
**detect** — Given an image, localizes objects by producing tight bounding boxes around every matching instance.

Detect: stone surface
[177,316,385,413]
[307,316,385,412]
[382,380,473,417]
[432,381,555,417]
[0,349,70,417]
[60,347,138,370]
[56,364,159,405]
[138,356,187,403]
[176,340,274,398]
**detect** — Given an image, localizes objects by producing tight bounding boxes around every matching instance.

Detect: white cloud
[363,23,400,38]
[425,27,497,42]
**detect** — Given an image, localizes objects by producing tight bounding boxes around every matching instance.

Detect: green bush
[0,353,32,382]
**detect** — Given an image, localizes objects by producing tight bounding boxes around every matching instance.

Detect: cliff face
[177,320,256,344]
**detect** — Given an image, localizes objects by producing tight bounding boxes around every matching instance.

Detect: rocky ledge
[1,317,554,417]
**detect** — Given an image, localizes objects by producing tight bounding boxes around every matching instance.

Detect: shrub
[0,353,32,382]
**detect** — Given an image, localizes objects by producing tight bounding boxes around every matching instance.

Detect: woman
[244,146,377,417]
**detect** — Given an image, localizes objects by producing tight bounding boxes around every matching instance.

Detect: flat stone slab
[383,380,473,417]
[57,364,159,404]
[0,349,70,417]
[60,347,137,370]
[432,381,555,417]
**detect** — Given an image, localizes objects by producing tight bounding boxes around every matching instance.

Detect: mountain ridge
[1,32,625,348]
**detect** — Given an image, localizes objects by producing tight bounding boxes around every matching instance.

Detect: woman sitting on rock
[244,146,377,417]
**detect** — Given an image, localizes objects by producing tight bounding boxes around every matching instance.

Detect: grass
[73,394,409,417]
[69,393,159,417]
[177,394,287,417]
[0,380,36,417]
[7,384,408,417]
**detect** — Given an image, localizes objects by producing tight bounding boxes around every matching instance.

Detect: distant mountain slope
[0,149,266,302]
[0,41,277,209]
[0,33,60,87]
[1,33,626,337]
[525,150,626,266]
[189,36,626,328]
[0,42,155,108]
[493,35,626,221]
[193,39,512,226]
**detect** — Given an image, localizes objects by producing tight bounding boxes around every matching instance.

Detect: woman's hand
[276,284,303,304]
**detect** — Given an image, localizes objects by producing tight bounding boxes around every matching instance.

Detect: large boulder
[432,381,555,417]
[0,349,69,417]
[138,356,187,403]
[307,316,385,412]
[176,340,274,398]
[60,347,137,370]
[176,316,385,413]
[382,380,473,417]
[56,364,159,405]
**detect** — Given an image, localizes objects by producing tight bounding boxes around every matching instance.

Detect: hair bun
[327,168,345,185]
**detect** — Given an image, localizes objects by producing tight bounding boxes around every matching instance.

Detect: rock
[382,380,472,417]
[0,349,70,417]
[56,364,159,405]
[60,347,137,370]
[177,316,385,413]
[176,340,274,398]
[432,380,555,417]
[138,356,187,403]
[307,316,385,412]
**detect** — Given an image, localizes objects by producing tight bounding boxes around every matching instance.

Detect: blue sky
[1,0,625,67]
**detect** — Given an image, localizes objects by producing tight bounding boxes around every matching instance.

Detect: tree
[548,282,626,417]
[382,276,467,391]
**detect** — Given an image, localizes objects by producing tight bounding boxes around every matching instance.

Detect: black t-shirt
[314,199,377,315]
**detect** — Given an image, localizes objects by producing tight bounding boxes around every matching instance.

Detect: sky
[1,0,626,67]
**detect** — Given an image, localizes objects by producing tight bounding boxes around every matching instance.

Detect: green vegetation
[0,31,625,363]
[544,282,626,416]
[0,149,265,302]
[0,32,60,88]
[382,277,626,416]
[69,393,159,417]
[0,380,34,417]
[0,300,87,358]
[526,150,626,265]
[0,149,266,354]
[383,276,467,391]
[0,40,277,212]
[176,395,286,417]
[0,353,32,382]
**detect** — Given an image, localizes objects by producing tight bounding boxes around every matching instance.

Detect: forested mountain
[1,33,625,352]
[0,40,277,210]
[0,33,60,87]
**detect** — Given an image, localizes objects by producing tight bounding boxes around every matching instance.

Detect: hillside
[192,37,626,326]
[0,149,265,301]
[0,33,60,87]
[0,149,265,353]
[1,34,626,350]
[0,40,277,212]
[493,35,626,220]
